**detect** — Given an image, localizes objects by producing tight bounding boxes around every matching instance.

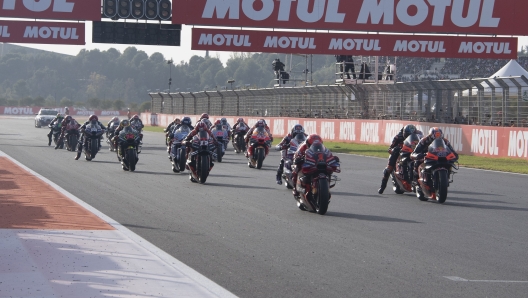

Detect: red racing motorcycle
[295,142,341,215]
[247,127,271,169]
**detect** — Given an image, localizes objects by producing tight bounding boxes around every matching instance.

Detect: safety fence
[141,113,528,160]
[149,76,528,129]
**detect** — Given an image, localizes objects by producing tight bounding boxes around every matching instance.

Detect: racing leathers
[184,123,218,169]
[55,118,80,149]
[74,120,106,160]
[47,116,63,146]
[275,133,308,184]
[231,121,249,142]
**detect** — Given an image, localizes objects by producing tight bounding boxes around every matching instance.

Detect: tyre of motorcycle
[315,176,330,215]
[126,148,137,172]
[70,134,78,151]
[416,168,429,201]
[237,135,245,153]
[391,172,405,194]
[435,169,449,203]
[283,162,294,189]
[216,143,223,163]
[256,147,265,169]
[89,138,98,160]
[178,146,186,171]
[198,154,209,184]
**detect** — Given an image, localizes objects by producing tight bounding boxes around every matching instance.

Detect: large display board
[174,0,528,35]
[192,28,518,59]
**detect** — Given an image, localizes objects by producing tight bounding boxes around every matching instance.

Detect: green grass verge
[146,126,528,174]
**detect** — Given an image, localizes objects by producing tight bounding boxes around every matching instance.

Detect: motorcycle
[130,119,143,153]
[294,142,340,215]
[391,133,421,194]
[50,122,63,149]
[82,121,104,161]
[211,124,228,162]
[247,127,271,169]
[187,130,216,184]
[169,126,191,173]
[64,120,80,152]
[232,124,248,153]
[279,134,306,189]
[106,121,120,152]
[415,138,459,203]
[117,129,141,172]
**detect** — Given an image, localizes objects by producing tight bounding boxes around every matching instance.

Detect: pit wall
[141,113,528,160]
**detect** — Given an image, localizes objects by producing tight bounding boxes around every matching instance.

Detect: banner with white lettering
[0,20,85,45]
[175,0,527,36]
[192,28,517,59]
[0,0,100,21]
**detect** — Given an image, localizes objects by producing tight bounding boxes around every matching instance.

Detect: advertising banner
[0,20,85,45]
[142,113,528,160]
[192,28,518,59]
[0,107,128,117]
[174,0,528,36]
[0,0,100,21]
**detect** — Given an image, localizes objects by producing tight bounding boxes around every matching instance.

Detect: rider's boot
[276,171,283,185]
[378,167,392,194]
[74,150,81,160]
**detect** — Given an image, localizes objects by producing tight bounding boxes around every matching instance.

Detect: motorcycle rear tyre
[436,170,448,204]
[216,145,222,162]
[316,179,330,215]
[256,148,264,169]
[392,175,405,194]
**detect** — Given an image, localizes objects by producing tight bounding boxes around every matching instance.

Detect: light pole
[167,58,173,93]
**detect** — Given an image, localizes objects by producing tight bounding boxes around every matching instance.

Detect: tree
[86,97,101,109]
[60,97,73,107]
[113,99,125,110]
[34,96,45,106]
[139,101,151,113]
[0,97,7,106]
[14,79,29,98]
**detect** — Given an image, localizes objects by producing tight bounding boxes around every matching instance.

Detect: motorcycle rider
[74,115,106,160]
[55,115,80,149]
[244,119,273,151]
[378,124,422,194]
[275,124,307,184]
[114,119,140,161]
[166,117,194,154]
[130,114,144,133]
[184,121,218,171]
[196,113,212,128]
[163,117,181,134]
[47,113,64,146]
[231,117,249,142]
[291,134,339,197]
[410,127,459,191]
[220,117,232,140]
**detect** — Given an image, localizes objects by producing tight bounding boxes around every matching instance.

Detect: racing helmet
[200,113,209,120]
[113,117,120,123]
[182,117,191,126]
[237,117,244,123]
[429,127,443,140]
[403,124,417,138]
[214,119,222,127]
[174,117,181,124]
[64,115,72,123]
[56,113,64,119]
[120,119,130,128]
[132,114,139,120]
[89,115,98,122]
[221,117,227,124]
[291,124,305,138]
[260,119,267,125]
[306,134,323,147]
[256,120,265,127]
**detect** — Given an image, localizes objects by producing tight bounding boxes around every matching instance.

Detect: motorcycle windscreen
[175,127,190,140]
[254,126,266,135]
[427,138,451,158]
[294,134,306,143]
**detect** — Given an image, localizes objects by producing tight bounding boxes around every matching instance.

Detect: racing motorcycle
[169,126,190,173]
[247,127,272,169]
[232,124,248,153]
[81,121,104,161]
[415,138,458,203]
[130,119,143,153]
[117,129,141,172]
[187,130,216,184]
[278,133,306,189]
[211,124,228,162]
[294,142,340,215]
[106,121,120,152]
[391,133,421,194]
[50,122,63,149]
[64,119,80,152]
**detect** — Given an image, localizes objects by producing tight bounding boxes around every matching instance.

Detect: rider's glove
[417,153,426,160]
[388,147,393,154]
[163,129,167,132]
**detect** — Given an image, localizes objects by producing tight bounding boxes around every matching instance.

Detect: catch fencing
[149,76,528,128]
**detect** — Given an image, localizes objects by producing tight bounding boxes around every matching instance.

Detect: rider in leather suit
[410,127,459,191]
[275,124,307,184]
[47,113,64,146]
[378,124,422,194]
[184,121,218,170]
[55,115,80,149]
[74,115,107,160]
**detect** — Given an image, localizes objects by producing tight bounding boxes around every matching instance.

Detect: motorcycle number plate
[200,140,208,146]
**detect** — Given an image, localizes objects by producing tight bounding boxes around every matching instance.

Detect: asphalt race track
[1,117,528,298]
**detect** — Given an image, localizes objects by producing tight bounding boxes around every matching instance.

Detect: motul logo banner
[175,0,527,35]
[0,20,84,45]
[0,0,100,21]
[192,28,517,59]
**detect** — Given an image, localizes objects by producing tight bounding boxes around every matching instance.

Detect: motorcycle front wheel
[126,149,136,172]
[256,148,264,169]
[198,155,209,184]
[216,144,223,162]
[316,178,330,215]
[435,170,448,203]
[90,138,98,159]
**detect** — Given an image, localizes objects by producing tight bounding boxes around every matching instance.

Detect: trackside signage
[192,28,517,59]
[0,20,85,45]
[175,0,528,36]
[142,113,528,160]
[0,106,128,116]
[0,0,100,21]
